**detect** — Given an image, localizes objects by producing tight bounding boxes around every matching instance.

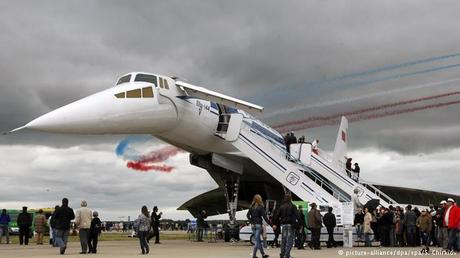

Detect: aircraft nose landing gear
[224,173,240,242]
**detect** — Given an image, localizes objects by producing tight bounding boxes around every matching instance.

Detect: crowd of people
[1,194,459,256]
[51,198,102,255]
[246,193,460,258]
[354,198,460,253]
[247,193,337,258]
[0,199,102,255]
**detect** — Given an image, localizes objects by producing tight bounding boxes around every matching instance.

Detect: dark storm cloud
[2,0,459,152]
[1,1,460,218]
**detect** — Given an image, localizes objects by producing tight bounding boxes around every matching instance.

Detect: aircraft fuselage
[23,72,262,155]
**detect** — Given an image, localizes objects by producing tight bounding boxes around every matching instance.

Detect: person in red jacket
[443,198,460,252]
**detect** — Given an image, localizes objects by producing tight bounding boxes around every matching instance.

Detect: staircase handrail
[359,180,398,205]
[247,126,351,202]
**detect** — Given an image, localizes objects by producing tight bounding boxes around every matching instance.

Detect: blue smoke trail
[251,53,460,104]
[298,52,460,89]
[255,62,460,105]
[115,135,153,161]
[262,77,460,118]
[336,63,460,91]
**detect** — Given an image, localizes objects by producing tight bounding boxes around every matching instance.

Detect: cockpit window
[135,74,157,85]
[115,92,125,98]
[126,89,142,98]
[142,87,154,98]
[115,86,154,99]
[116,74,131,85]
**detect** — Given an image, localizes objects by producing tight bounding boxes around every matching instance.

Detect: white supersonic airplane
[9,72,458,223]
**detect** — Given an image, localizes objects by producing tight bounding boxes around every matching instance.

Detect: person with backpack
[273,194,299,258]
[247,194,270,258]
[88,211,102,254]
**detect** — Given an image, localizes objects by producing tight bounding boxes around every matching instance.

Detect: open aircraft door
[224,113,243,141]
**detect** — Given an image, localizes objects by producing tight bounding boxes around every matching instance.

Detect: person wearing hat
[416,208,432,253]
[443,198,460,252]
[436,200,448,249]
[88,211,102,254]
[75,200,92,254]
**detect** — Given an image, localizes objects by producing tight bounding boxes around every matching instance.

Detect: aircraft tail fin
[333,116,348,164]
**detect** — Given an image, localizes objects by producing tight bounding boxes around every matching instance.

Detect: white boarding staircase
[309,147,398,207]
[219,113,398,208]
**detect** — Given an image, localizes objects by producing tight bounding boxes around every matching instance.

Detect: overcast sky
[1,1,460,220]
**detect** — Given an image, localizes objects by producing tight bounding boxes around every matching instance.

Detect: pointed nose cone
[23,85,179,135]
[25,97,103,134]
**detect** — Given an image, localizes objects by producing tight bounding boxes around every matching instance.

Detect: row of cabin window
[115,87,154,98]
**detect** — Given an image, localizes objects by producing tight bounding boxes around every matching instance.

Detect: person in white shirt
[352,188,363,214]
[75,200,93,254]
[312,139,319,155]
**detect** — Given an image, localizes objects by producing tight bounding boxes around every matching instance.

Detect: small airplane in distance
[9,72,459,224]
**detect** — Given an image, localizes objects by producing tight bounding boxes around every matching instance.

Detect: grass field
[3,231,189,245]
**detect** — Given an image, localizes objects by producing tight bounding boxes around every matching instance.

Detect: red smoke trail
[127,162,174,173]
[279,99,460,132]
[137,146,183,163]
[274,90,460,131]
[126,145,183,173]
[349,99,460,124]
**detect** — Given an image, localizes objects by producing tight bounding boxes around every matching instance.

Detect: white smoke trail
[262,77,460,119]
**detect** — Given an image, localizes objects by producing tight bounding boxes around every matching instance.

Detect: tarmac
[0,240,457,258]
